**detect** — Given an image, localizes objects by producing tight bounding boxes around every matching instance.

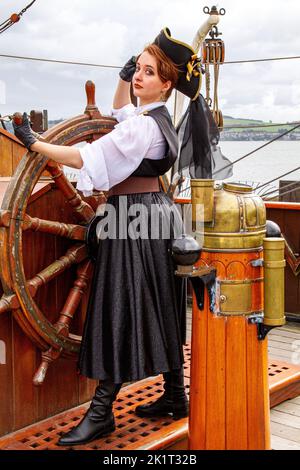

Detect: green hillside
[223,116,294,133]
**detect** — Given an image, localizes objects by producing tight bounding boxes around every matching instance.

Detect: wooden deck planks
[272,401,300,417]
[271,435,300,450]
[271,398,300,449]
[271,408,300,428]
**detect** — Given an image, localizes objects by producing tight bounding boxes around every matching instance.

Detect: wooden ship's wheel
[0,82,118,385]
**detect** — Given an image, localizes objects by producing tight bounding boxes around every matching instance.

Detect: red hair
[142,44,178,100]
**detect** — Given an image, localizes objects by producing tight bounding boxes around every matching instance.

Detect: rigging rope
[0,1,37,35]
[0,53,300,69]
[256,166,300,191]
[0,53,120,69]
[221,121,300,129]
[213,62,220,125]
[223,55,300,65]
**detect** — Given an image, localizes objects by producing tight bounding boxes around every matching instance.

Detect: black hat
[153,27,202,101]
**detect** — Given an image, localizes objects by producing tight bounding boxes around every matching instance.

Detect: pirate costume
[11,27,232,445]
[57,28,230,445]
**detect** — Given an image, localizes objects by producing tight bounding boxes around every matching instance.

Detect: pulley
[202,27,225,65]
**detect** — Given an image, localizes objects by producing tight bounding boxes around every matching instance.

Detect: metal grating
[0,344,299,450]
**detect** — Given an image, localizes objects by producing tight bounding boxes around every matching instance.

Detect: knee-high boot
[135,367,188,419]
[57,379,122,446]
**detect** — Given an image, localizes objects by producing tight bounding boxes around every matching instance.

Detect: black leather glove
[119,56,137,82]
[12,112,37,150]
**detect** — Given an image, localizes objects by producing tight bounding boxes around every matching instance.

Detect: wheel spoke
[28,243,87,297]
[33,348,62,386]
[46,161,94,222]
[22,213,86,240]
[0,292,20,314]
[33,260,93,385]
[56,259,93,325]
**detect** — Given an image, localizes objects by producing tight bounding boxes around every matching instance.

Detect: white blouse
[77,101,167,196]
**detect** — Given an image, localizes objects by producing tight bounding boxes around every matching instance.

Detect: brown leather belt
[108,176,160,197]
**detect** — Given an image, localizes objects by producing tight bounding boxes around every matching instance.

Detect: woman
[13,28,204,446]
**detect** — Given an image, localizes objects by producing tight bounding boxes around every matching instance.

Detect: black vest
[131,106,178,177]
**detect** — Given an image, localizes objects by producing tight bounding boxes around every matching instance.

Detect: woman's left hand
[119,56,137,82]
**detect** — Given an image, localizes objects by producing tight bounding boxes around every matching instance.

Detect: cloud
[0,0,299,122]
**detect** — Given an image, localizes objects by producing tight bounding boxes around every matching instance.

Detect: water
[220,140,300,191]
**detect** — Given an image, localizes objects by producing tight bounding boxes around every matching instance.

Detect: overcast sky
[0,0,299,122]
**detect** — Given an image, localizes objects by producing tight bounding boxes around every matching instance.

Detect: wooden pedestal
[188,251,271,450]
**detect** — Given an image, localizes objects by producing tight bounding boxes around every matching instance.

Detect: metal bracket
[248,313,276,340]
[187,268,216,312]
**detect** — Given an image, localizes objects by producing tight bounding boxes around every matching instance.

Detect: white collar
[135,101,165,115]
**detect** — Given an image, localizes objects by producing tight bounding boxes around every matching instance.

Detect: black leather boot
[135,367,188,419]
[57,380,122,446]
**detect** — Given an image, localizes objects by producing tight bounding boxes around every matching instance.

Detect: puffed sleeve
[77,115,158,195]
[77,142,109,196]
[111,104,136,122]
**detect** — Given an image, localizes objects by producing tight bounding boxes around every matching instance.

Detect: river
[220,140,300,190]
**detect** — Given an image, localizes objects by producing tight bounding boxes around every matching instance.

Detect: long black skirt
[78,191,187,384]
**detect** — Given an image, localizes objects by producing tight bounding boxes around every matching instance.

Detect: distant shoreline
[220,132,300,141]
[221,116,300,140]
[3,118,300,142]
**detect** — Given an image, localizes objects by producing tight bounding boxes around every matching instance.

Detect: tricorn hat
[153,27,202,101]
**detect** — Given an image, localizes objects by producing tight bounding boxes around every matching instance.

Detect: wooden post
[188,251,271,450]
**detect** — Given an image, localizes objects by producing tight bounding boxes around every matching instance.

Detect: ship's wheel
[0,81,126,384]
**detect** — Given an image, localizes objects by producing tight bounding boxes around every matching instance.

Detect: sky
[0,0,300,122]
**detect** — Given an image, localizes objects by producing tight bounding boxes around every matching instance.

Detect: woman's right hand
[119,56,137,82]
[12,112,37,150]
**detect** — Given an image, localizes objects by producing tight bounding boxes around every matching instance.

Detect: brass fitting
[191,179,214,224]
[190,179,266,250]
[263,237,286,326]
